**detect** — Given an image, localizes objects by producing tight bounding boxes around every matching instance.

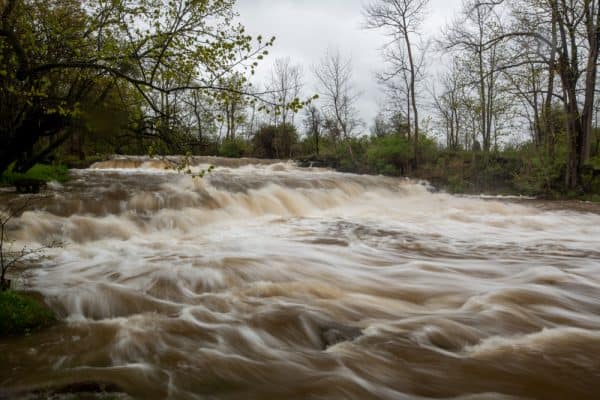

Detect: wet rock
[320,324,362,349]
[52,381,124,394]
[14,178,46,194]
[4,382,127,400]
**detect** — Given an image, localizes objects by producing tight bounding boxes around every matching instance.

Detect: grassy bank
[1,164,70,185]
[0,291,55,336]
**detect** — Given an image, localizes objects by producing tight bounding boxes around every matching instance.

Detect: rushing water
[1,157,600,400]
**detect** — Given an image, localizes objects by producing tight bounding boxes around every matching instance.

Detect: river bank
[2,153,599,205]
[295,153,600,202]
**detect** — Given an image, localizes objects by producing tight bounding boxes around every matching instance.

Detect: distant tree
[313,48,362,140]
[304,105,323,155]
[184,90,220,149]
[216,73,250,142]
[371,109,410,138]
[364,0,430,164]
[431,55,479,150]
[372,112,390,138]
[267,58,304,127]
[441,0,510,153]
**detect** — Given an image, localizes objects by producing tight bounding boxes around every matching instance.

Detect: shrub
[252,124,298,159]
[513,153,565,195]
[218,139,248,158]
[367,135,412,176]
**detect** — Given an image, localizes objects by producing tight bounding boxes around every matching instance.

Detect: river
[1,157,599,399]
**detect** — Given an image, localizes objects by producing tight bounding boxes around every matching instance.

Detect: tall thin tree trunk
[403,22,419,164]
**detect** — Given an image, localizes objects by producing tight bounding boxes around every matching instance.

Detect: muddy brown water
[1,157,599,400]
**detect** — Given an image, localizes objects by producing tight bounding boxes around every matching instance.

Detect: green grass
[1,163,70,185]
[0,291,55,336]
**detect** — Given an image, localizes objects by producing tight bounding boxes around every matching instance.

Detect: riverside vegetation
[5,124,599,200]
[0,197,57,336]
[0,291,55,336]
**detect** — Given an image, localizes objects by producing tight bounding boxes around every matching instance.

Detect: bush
[218,139,248,158]
[417,135,439,165]
[0,291,55,336]
[252,124,298,159]
[367,135,412,176]
[447,174,466,193]
[513,152,565,195]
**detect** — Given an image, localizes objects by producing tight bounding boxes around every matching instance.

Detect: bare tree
[504,0,559,154]
[378,39,429,142]
[432,59,466,150]
[267,58,304,128]
[215,73,249,142]
[441,0,512,153]
[313,48,362,140]
[364,0,430,163]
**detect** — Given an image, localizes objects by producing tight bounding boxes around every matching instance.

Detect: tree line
[363,0,600,191]
[1,0,600,195]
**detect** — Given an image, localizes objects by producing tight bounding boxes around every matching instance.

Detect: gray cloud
[235,0,462,129]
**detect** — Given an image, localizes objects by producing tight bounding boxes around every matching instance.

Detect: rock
[14,178,46,194]
[4,382,127,399]
[320,324,362,349]
[51,381,125,394]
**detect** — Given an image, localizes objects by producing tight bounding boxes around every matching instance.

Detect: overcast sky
[235,0,463,130]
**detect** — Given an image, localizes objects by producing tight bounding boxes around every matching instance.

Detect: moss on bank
[0,291,55,336]
[1,163,70,185]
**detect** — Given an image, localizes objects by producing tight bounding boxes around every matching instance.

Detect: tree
[501,1,559,156]
[546,0,600,188]
[364,0,430,164]
[482,0,600,188]
[252,124,298,159]
[267,58,303,128]
[376,48,415,141]
[304,105,322,155]
[0,0,274,174]
[432,59,466,150]
[371,108,410,138]
[442,0,510,153]
[372,112,390,138]
[184,90,220,150]
[216,73,250,142]
[313,48,362,140]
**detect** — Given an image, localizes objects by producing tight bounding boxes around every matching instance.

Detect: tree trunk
[581,2,600,164]
[403,22,419,165]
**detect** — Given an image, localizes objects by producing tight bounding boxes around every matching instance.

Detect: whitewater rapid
[1,157,599,399]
